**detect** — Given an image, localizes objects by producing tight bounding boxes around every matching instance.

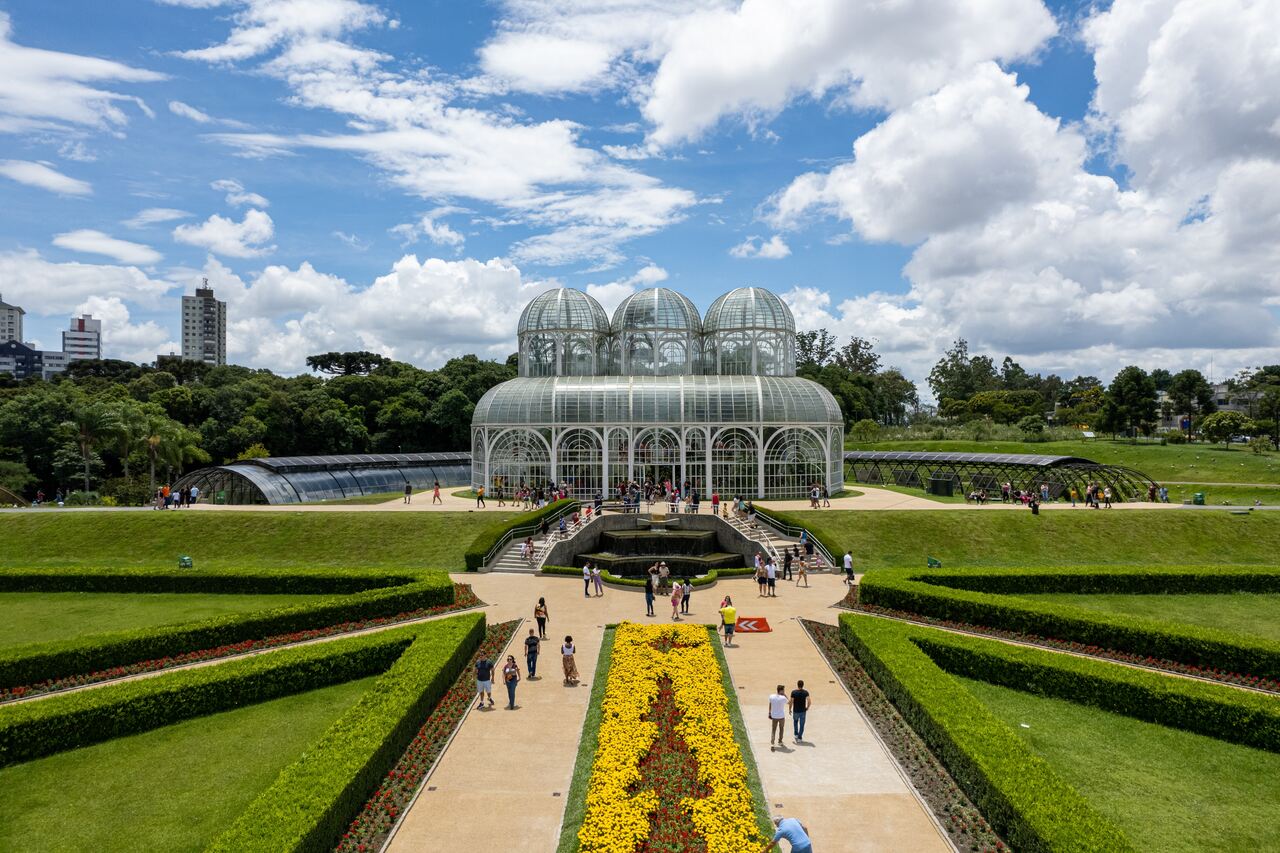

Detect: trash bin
[1193,492,1205,506]
[927,476,954,497]
[927,557,942,568]
[178,555,193,569]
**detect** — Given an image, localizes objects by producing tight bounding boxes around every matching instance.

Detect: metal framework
[843,451,1159,501]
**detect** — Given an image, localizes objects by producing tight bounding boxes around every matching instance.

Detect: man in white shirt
[768,685,787,748]
[842,551,854,585]
[766,559,777,597]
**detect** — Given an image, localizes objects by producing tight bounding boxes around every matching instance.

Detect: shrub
[207,612,484,852]
[463,498,576,570]
[0,629,416,766]
[1165,432,1187,445]
[0,567,421,595]
[0,574,455,690]
[859,566,1280,679]
[840,614,1133,853]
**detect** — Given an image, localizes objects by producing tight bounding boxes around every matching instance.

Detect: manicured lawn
[1016,592,1280,643]
[1162,483,1280,506]
[957,676,1280,852]
[0,591,333,650]
[856,483,967,503]
[0,511,514,571]
[306,490,404,505]
[846,438,1280,484]
[797,510,1280,569]
[0,674,377,853]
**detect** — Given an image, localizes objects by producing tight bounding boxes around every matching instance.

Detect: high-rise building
[181,280,227,366]
[62,314,102,361]
[0,293,23,343]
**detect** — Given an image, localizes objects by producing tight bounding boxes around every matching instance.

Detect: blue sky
[1,0,1276,388]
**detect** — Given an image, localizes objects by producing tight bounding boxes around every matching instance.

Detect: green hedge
[0,573,455,690]
[859,567,1280,680]
[463,498,577,570]
[839,614,1135,853]
[207,612,484,852]
[914,565,1280,595]
[913,633,1280,753]
[541,565,754,588]
[0,567,419,595]
[0,628,416,766]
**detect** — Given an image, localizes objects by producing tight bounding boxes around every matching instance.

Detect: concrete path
[387,572,950,853]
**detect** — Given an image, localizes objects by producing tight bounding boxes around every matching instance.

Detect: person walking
[403,482,412,504]
[790,680,810,743]
[524,628,540,679]
[432,480,442,504]
[644,572,656,617]
[681,578,692,615]
[768,685,787,749]
[719,598,737,647]
[671,580,684,620]
[842,551,854,586]
[796,557,808,588]
[766,559,777,597]
[755,561,767,597]
[582,563,592,598]
[561,636,580,685]
[782,549,793,581]
[592,564,604,596]
[534,598,549,639]
[763,817,813,853]
[475,655,495,709]
[1103,486,1112,508]
[502,655,521,709]
[476,485,486,508]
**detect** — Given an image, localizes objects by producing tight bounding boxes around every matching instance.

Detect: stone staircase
[722,513,801,566]
[485,511,602,573]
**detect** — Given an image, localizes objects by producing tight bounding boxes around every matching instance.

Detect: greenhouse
[472,286,844,498]
[174,452,471,505]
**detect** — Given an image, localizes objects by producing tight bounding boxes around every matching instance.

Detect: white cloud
[585,263,668,314]
[0,249,172,314]
[169,99,251,128]
[211,177,270,207]
[74,295,178,363]
[391,207,466,249]
[729,234,790,259]
[332,230,369,251]
[124,207,192,228]
[52,229,162,266]
[172,0,387,63]
[480,34,614,94]
[58,140,96,162]
[0,11,163,135]
[172,209,276,257]
[0,159,92,195]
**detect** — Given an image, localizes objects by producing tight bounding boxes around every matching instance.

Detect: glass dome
[517,288,610,377]
[703,287,796,376]
[611,287,702,376]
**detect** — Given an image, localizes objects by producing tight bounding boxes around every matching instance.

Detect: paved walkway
[387,572,950,853]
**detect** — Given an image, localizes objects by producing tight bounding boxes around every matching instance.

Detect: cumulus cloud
[0,11,163,135]
[391,207,466,249]
[0,159,92,195]
[123,207,192,228]
[170,0,387,63]
[0,249,173,313]
[52,229,162,266]
[74,295,178,363]
[585,263,668,314]
[172,209,275,257]
[729,234,790,259]
[211,177,269,207]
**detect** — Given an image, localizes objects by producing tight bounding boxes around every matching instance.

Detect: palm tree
[144,413,209,494]
[62,399,123,493]
[110,399,146,479]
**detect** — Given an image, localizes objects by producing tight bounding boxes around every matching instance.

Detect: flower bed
[334,619,519,853]
[0,584,482,703]
[577,623,766,853]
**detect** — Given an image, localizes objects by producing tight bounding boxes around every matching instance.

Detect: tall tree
[834,336,881,375]
[795,329,837,370]
[1105,366,1158,437]
[305,351,391,376]
[928,339,999,406]
[61,398,122,492]
[1166,369,1216,437]
[1149,368,1173,392]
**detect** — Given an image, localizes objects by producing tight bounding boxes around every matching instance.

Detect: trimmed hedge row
[207,612,485,852]
[0,573,456,690]
[839,614,1135,853]
[463,498,576,570]
[0,628,415,766]
[859,567,1280,680]
[0,567,419,595]
[541,565,754,588]
[915,564,1280,595]
[914,633,1280,754]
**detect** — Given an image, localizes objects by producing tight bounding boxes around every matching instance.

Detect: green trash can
[1193,492,1205,506]
[178,555,193,570]
[927,556,942,569]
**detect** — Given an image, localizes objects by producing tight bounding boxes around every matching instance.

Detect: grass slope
[847,439,1280,484]
[798,510,1280,569]
[0,675,377,853]
[0,591,331,649]
[1016,592,1280,643]
[957,676,1280,853]
[0,511,513,571]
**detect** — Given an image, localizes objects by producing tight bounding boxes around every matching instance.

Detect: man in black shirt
[475,657,495,709]
[524,628,540,678]
[790,680,811,743]
[782,550,793,581]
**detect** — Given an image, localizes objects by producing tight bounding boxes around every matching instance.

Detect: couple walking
[582,563,604,597]
[768,681,811,747]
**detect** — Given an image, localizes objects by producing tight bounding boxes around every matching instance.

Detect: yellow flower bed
[578,623,763,853]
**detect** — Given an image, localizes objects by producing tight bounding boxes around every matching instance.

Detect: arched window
[487,429,551,491]
[634,427,681,489]
[557,429,603,498]
[764,428,827,497]
[712,427,759,498]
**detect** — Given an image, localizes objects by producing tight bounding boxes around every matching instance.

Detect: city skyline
[0,0,1276,388]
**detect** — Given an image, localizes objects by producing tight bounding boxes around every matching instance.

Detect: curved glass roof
[704,287,795,333]
[473,376,842,426]
[611,287,701,334]
[517,288,609,334]
[843,450,1094,467]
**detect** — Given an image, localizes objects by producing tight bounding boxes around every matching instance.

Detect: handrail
[482,500,581,567]
[752,509,836,569]
[533,509,600,570]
